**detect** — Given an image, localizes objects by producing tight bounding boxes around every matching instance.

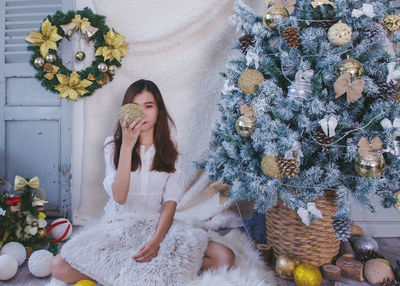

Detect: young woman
[51,79,235,283]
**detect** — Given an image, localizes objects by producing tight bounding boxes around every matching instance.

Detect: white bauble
[0,254,18,280]
[328,22,352,46]
[0,242,26,266]
[28,250,54,277]
[49,218,72,241]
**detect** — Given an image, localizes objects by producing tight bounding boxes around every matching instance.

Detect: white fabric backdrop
[71,0,264,224]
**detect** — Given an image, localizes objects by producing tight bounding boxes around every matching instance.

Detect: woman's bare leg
[201,240,235,270]
[51,254,94,283]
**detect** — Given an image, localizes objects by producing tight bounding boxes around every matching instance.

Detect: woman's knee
[51,254,69,280]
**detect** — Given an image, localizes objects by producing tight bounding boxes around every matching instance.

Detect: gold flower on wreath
[55,71,93,101]
[25,18,63,58]
[95,28,129,62]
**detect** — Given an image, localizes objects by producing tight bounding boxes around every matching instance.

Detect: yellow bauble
[74,280,96,286]
[118,103,144,127]
[335,57,364,79]
[355,152,386,178]
[238,69,265,95]
[328,21,352,46]
[383,14,400,32]
[263,7,289,30]
[394,191,400,212]
[294,263,322,286]
[261,155,284,178]
[235,115,256,137]
[275,253,302,280]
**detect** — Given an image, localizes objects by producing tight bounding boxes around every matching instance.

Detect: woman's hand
[121,115,144,151]
[132,237,160,262]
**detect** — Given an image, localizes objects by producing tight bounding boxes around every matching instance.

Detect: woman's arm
[132,201,177,262]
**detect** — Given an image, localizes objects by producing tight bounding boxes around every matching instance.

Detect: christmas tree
[197,0,400,238]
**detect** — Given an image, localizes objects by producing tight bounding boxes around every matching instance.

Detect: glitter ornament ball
[263,7,289,30]
[328,21,352,46]
[335,57,364,79]
[48,218,73,242]
[261,155,284,178]
[28,250,54,277]
[383,15,400,32]
[118,103,144,127]
[75,51,86,61]
[294,263,323,286]
[235,115,256,137]
[0,254,18,280]
[34,57,45,68]
[355,152,386,179]
[238,69,265,95]
[0,242,26,266]
[275,253,302,280]
[354,236,379,255]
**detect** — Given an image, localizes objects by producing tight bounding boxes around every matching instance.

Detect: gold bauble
[383,14,400,32]
[261,155,284,178]
[33,57,45,68]
[75,51,86,61]
[275,253,302,280]
[328,21,352,46]
[395,191,400,211]
[97,62,108,73]
[238,69,265,95]
[263,7,289,30]
[45,53,57,63]
[74,280,97,286]
[355,152,386,178]
[235,115,256,137]
[108,65,117,75]
[294,263,322,286]
[118,103,144,127]
[335,57,364,79]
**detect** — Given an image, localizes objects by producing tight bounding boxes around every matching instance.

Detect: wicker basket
[25,246,33,261]
[266,190,340,267]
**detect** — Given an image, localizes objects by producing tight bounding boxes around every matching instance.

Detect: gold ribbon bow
[311,0,337,9]
[60,15,99,40]
[206,181,230,204]
[14,175,47,201]
[274,0,296,15]
[334,73,365,104]
[358,136,383,159]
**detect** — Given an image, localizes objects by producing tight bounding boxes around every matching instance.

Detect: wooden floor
[1,237,399,286]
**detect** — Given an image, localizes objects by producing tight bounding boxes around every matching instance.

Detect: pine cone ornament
[356,250,384,263]
[378,82,399,101]
[332,217,352,241]
[283,27,299,48]
[382,278,400,286]
[320,18,335,30]
[278,153,300,178]
[364,22,387,42]
[239,34,255,55]
[315,126,334,151]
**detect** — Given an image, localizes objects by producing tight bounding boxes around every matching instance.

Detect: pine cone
[395,93,400,103]
[364,22,387,42]
[278,153,300,178]
[356,250,384,263]
[320,18,335,30]
[382,278,400,286]
[315,126,334,151]
[377,82,399,101]
[283,27,299,48]
[239,34,255,55]
[332,217,352,241]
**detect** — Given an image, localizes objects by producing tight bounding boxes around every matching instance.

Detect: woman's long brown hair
[111,79,179,173]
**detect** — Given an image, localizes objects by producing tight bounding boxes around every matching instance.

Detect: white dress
[102,136,185,214]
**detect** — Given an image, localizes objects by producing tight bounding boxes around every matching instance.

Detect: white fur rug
[46,228,277,286]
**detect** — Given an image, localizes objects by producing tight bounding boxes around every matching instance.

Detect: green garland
[26,7,128,100]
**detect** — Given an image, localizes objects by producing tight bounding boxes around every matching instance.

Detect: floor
[0,237,399,286]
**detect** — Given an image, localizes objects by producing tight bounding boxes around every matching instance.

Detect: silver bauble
[75,51,86,61]
[287,70,314,102]
[108,65,117,75]
[33,57,45,68]
[45,53,57,63]
[354,236,379,255]
[97,62,108,73]
[235,115,256,137]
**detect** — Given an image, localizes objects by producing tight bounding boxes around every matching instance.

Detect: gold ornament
[43,63,60,80]
[45,53,57,63]
[394,191,400,211]
[60,15,99,40]
[311,0,336,9]
[383,15,400,32]
[25,18,63,58]
[261,155,284,178]
[235,115,256,137]
[118,103,144,127]
[335,56,364,79]
[355,152,386,178]
[238,69,265,95]
[95,28,129,62]
[33,57,45,68]
[97,62,108,73]
[108,65,117,75]
[294,263,323,286]
[263,7,289,30]
[75,51,86,61]
[55,70,93,101]
[275,253,302,280]
[328,20,352,46]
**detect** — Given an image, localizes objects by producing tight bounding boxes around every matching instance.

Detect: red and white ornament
[46,218,72,242]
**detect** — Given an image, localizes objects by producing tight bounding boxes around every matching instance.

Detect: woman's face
[132,90,159,132]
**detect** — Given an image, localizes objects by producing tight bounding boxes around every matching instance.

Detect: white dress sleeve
[103,136,117,198]
[162,154,185,204]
